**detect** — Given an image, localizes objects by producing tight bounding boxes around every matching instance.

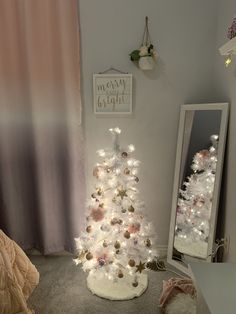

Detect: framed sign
[93,73,132,114]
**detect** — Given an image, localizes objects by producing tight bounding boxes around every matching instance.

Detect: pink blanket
[0,230,39,313]
[159,277,196,308]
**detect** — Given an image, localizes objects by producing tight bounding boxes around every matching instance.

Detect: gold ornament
[135,176,139,183]
[91,193,96,199]
[107,167,112,173]
[111,218,123,225]
[128,259,135,267]
[124,231,130,239]
[145,239,151,247]
[121,208,127,213]
[121,152,128,158]
[86,252,93,260]
[103,241,108,248]
[132,281,138,287]
[86,225,92,233]
[116,249,120,254]
[77,250,88,260]
[114,241,120,249]
[124,168,130,175]
[128,205,135,213]
[117,189,128,199]
[97,189,102,196]
[118,270,124,278]
[135,261,146,273]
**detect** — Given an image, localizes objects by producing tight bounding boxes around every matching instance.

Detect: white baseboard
[157,245,168,259]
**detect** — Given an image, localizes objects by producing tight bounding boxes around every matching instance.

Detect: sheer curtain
[0,0,85,253]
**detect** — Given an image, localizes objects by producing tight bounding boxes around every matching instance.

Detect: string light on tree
[74,127,158,300]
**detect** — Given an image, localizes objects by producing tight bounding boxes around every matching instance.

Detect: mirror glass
[168,103,228,273]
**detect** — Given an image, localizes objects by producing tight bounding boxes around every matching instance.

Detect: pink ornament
[93,166,100,178]
[128,222,141,234]
[90,207,105,222]
[198,149,210,158]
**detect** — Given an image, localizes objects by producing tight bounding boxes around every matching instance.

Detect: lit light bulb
[97,149,106,157]
[115,168,121,175]
[225,54,232,67]
[128,144,135,152]
[114,127,121,134]
[127,159,133,166]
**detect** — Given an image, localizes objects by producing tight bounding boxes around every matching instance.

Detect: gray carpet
[28,256,174,314]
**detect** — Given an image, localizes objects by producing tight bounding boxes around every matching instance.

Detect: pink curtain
[0,0,85,253]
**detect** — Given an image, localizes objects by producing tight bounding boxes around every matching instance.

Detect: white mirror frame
[167,103,229,275]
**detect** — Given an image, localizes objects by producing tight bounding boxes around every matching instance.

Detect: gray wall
[214,0,236,261]
[78,0,217,246]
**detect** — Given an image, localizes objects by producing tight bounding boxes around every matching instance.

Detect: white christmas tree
[174,135,218,259]
[74,127,157,299]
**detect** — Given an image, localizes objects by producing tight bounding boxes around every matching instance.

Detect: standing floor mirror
[167,103,229,274]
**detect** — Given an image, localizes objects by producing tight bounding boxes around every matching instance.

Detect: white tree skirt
[87,271,148,300]
[174,237,208,259]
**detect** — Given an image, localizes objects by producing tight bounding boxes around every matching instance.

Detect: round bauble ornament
[124,231,130,239]
[93,166,100,178]
[106,167,112,173]
[97,189,102,196]
[98,258,106,267]
[114,241,120,249]
[116,250,120,254]
[111,218,123,225]
[86,252,93,260]
[91,193,96,199]
[100,223,110,232]
[132,281,138,287]
[121,152,128,158]
[90,207,105,222]
[128,205,135,213]
[135,176,139,183]
[118,270,124,278]
[86,225,92,233]
[124,168,130,175]
[145,239,151,247]
[128,259,135,267]
[121,208,127,213]
[103,241,108,248]
[128,222,140,234]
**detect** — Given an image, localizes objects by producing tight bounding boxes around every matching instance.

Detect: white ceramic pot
[138,56,155,70]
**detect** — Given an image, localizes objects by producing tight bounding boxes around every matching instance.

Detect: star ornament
[117,189,128,199]
[135,261,146,273]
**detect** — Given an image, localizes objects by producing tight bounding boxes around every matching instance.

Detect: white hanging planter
[138,56,155,70]
[129,17,158,71]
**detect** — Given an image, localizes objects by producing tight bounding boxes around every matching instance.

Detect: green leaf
[129,50,140,61]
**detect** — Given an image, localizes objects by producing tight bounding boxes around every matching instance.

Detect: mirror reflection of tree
[174,135,218,259]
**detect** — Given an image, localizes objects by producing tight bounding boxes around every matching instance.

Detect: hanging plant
[129,16,158,70]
